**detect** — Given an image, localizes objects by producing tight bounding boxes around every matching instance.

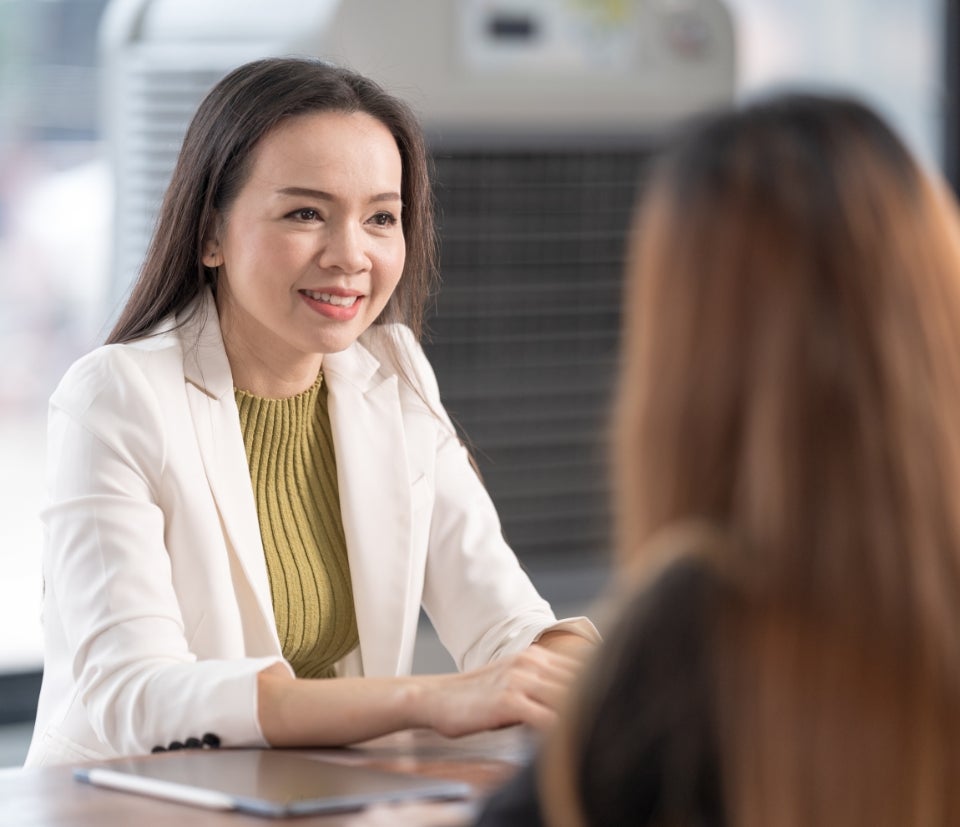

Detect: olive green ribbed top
[235,372,359,679]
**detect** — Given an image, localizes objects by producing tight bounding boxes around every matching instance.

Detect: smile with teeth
[302,289,359,308]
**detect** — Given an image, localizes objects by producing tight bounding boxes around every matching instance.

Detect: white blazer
[27,291,597,767]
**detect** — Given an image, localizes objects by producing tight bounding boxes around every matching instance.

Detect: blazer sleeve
[41,346,286,757]
[386,327,599,672]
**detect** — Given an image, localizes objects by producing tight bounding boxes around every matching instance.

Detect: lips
[300,289,360,308]
[299,288,364,321]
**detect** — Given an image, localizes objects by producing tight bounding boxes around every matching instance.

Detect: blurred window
[0,0,111,675]
[727,0,944,165]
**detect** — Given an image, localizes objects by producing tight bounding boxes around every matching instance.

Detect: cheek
[222,234,256,280]
[230,223,293,263]
[380,244,406,290]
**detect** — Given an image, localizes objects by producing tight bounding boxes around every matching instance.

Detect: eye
[368,211,399,228]
[289,208,321,222]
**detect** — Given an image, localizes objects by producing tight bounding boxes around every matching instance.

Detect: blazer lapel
[179,294,279,651]
[324,338,414,677]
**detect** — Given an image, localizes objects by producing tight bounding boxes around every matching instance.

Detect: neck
[216,295,324,398]
[223,334,323,399]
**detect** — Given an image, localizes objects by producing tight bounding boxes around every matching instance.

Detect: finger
[507,647,581,684]
[505,693,560,731]
[507,649,583,691]
[491,660,578,716]
[516,671,573,714]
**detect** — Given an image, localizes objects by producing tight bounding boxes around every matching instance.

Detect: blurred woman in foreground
[478,93,960,825]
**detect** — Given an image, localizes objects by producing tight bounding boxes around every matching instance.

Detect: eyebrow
[276,186,401,203]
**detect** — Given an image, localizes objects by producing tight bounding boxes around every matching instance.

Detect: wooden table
[0,728,534,826]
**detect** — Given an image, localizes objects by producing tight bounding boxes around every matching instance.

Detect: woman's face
[209,110,405,390]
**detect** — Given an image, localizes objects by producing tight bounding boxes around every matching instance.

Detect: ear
[202,238,223,268]
[202,215,224,267]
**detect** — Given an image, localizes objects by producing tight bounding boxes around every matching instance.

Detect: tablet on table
[74,748,473,817]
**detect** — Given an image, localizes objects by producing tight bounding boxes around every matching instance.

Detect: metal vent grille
[426,148,653,561]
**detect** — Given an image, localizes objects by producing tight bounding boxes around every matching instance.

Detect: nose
[318,221,370,275]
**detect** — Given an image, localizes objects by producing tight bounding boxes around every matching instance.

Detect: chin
[310,332,364,356]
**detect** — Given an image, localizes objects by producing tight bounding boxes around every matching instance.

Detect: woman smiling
[26,57,598,767]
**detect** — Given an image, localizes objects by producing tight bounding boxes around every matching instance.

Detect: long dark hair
[542,93,960,826]
[107,57,437,345]
[613,92,960,825]
[615,93,960,634]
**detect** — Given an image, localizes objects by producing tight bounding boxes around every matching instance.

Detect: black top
[475,558,724,827]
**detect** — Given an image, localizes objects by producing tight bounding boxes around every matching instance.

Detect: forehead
[245,110,402,190]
